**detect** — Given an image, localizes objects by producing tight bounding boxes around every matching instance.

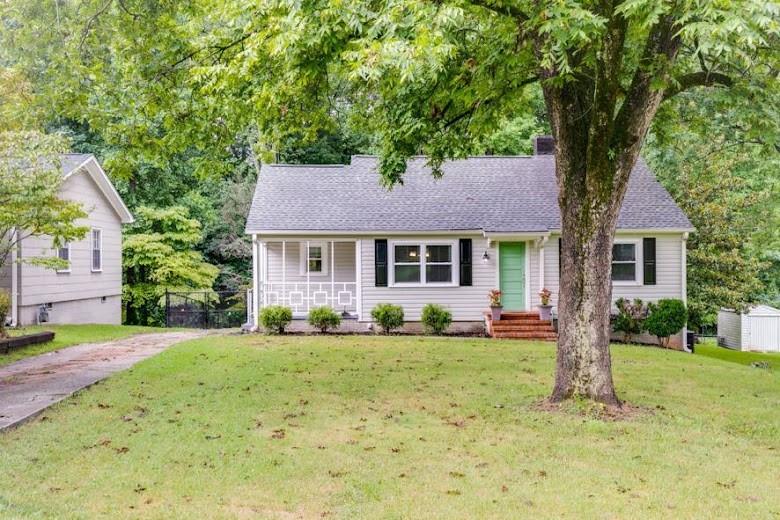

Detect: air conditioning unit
[37,304,51,324]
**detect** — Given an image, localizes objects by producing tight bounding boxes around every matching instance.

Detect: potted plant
[488,289,503,321]
[538,288,553,321]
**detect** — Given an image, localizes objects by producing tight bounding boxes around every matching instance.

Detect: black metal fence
[165,290,247,329]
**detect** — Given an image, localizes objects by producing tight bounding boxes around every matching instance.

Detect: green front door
[499,242,526,310]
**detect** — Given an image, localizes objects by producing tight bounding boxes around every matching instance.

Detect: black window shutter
[558,238,562,275]
[375,239,388,287]
[459,239,472,286]
[643,237,656,285]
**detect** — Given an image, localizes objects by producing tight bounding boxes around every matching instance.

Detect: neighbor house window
[91,229,103,272]
[391,242,456,285]
[611,240,641,283]
[299,242,328,276]
[56,242,71,273]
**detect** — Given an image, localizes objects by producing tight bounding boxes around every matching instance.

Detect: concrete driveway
[0,330,206,430]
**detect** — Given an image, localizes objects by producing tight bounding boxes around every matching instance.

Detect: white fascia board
[64,157,134,224]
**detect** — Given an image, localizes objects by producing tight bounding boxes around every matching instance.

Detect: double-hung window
[611,239,641,284]
[91,229,103,272]
[56,242,71,273]
[391,241,456,286]
[299,242,328,276]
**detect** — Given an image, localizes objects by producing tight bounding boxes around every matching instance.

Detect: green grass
[2,324,163,367]
[0,336,778,518]
[695,339,780,369]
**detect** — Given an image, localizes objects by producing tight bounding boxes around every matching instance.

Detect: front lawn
[2,324,164,367]
[0,336,778,518]
[695,339,780,369]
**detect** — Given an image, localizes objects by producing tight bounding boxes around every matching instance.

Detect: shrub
[645,299,687,348]
[259,305,293,334]
[0,289,9,338]
[612,298,646,343]
[421,304,452,335]
[371,303,404,334]
[307,306,341,333]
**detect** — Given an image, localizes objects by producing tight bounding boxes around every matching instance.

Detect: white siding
[265,241,356,283]
[538,233,685,309]
[360,234,493,322]
[18,169,123,318]
[717,310,742,349]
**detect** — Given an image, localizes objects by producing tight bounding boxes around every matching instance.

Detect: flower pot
[490,306,503,322]
[538,304,552,321]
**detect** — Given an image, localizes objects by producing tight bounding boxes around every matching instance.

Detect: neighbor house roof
[245,155,693,235]
[61,153,134,224]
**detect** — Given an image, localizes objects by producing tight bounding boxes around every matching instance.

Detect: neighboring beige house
[245,136,694,349]
[0,154,133,326]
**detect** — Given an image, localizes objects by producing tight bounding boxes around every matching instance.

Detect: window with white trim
[390,241,457,286]
[299,242,328,276]
[611,240,641,283]
[91,229,103,272]
[56,242,71,273]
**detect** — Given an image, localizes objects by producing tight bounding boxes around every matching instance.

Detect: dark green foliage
[307,306,342,333]
[0,289,10,338]
[371,303,404,334]
[645,299,688,348]
[612,298,647,344]
[421,304,453,335]
[259,305,293,334]
[123,206,219,326]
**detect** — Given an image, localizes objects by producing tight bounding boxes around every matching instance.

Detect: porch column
[355,240,362,320]
[252,235,260,329]
[538,236,547,296]
[306,240,310,313]
[331,241,335,309]
[282,241,287,308]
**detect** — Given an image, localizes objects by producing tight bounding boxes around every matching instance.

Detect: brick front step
[493,332,558,340]
[493,319,553,327]
[492,324,556,333]
[500,312,542,320]
[485,311,558,341]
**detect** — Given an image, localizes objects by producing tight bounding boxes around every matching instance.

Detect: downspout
[10,228,18,326]
[682,232,690,352]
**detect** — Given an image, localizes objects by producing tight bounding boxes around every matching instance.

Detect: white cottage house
[244,137,693,347]
[0,154,133,326]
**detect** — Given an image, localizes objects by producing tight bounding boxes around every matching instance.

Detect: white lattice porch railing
[260,281,358,314]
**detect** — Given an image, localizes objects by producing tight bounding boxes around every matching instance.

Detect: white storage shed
[718,305,780,352]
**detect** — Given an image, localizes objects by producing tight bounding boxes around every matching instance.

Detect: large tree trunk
[551,160,624,406]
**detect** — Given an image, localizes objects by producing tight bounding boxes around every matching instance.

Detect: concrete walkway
[0,330,206,430]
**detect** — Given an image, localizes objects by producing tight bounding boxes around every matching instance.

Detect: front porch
[251,239,361,323]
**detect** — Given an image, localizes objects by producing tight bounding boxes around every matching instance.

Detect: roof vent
[533,135,555,155]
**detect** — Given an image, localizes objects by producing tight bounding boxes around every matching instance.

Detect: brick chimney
[533,135,555,155]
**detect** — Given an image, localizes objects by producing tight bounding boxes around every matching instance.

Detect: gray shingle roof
[61,153,93,175]
[245,155,693,234]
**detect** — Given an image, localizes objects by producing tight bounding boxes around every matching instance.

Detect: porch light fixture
[482,250,490,262]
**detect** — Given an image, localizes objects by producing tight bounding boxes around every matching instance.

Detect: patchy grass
[2,324,163,367]
[696,339,780,369]
[0,336,778,518]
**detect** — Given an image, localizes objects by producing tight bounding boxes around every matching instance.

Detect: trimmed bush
[307,306,341,333]
[0,289,9,338]
[259,305,293,334]
[645,299,687,348]
[612,298,646,343]
[371,303,404,334]
[421,304,452,335]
